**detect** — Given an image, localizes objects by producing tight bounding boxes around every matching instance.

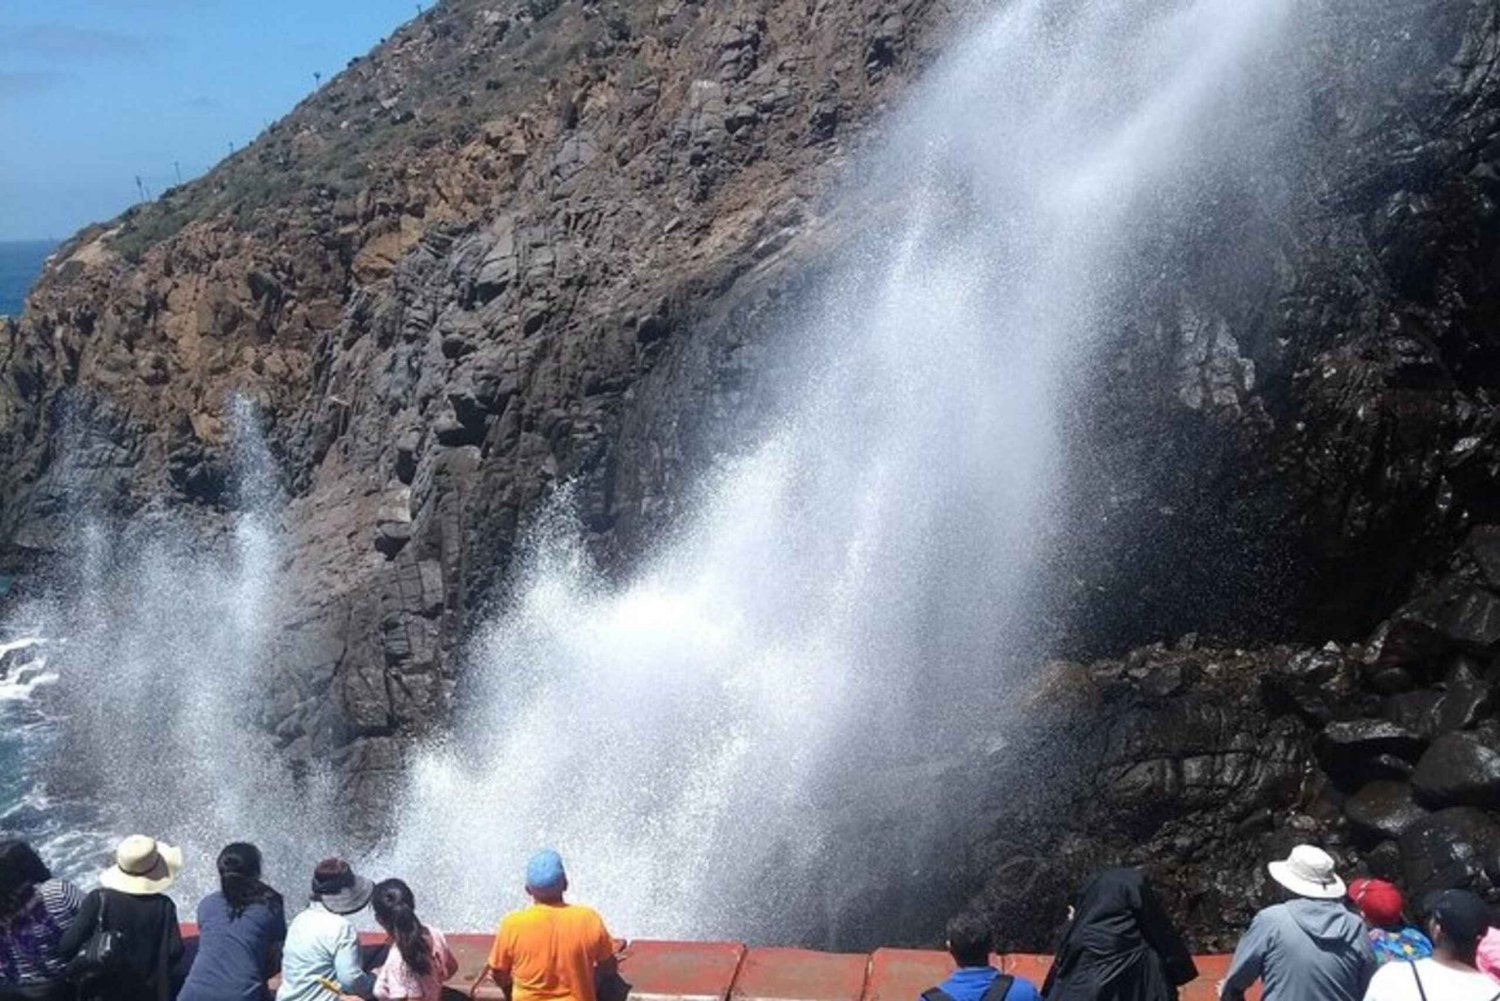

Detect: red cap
[1349,877,1405,927]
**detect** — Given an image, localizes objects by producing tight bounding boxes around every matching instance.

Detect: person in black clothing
[58,836,185,1001]
[1042,868,1197,1001]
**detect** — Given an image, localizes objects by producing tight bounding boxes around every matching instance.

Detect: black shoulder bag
[922,975,1015,1001]
[67,890,125,982]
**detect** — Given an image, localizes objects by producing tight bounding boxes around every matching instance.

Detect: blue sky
[0,0,420,241]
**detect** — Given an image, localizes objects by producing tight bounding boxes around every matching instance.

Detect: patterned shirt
[0,878,84,984]
[374,925,456,1001]
[1368,927,1433,965]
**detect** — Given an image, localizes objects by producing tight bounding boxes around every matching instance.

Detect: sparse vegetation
[103,0,617,262]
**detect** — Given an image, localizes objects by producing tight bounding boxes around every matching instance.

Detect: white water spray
[10,401,345,900]
[378,0,1300,940]
[5,0,1316,942]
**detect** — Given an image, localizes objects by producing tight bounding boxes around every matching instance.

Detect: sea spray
[378,0,1301,940]
[10,402,344,902]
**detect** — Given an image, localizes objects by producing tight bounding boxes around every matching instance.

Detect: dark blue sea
[0,240,57,316]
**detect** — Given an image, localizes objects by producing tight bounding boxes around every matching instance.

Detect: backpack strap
[1408,961,1428,1001]
[982,976,1013,1001]
[922,974,1012,1001]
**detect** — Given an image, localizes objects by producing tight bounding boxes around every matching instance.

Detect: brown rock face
[0,0,961,810]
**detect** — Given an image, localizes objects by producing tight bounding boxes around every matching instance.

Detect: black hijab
[1041,868,1196,1001]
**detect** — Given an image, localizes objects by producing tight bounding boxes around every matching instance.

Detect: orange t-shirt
[487,902,615,1001]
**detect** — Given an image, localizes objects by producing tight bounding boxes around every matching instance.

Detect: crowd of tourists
[1,836,1498,1001]
[0,837,606,1001]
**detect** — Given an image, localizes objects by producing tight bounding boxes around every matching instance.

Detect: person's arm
[371,954,400,1001]
[333,921,374,997]
[57,889,99,959]
[56,881,84,929]
[487,922,514,997]
[1138,881,1196,986]
[266,900,287,978]
[591,917,618,970]
[438,933,459,979]
[1219,911,1270,1001]
[166,901,185,966]
[1357,933,1379,995]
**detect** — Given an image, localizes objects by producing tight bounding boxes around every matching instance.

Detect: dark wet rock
[1365,840,1405,883]
[1412,731,1500,808]
[1345,781,1428,841]
[1439,679,1494,732]
[1442,588,1500,654]
[1385,690,1446,739]
[1367,600,1449,688]
[1264,647,1365,723]
[1317,720,1427,787]
[1465,526,1500,591]
[1398,807,1500,898]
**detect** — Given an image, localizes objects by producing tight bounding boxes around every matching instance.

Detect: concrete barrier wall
[181,927,1258,1001]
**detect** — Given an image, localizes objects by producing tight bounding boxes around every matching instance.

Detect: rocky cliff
[7,0,1500,950]
[1,0,961,807]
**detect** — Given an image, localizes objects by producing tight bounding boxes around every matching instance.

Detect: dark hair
[0,841,51,918]
[945,912,993,968]
[218,843,278,919]
[373,878,431,977]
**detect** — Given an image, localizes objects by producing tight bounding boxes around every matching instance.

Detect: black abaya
[1040,868,1196,1001]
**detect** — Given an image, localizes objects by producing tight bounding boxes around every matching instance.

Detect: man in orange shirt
[485,850,618,1001]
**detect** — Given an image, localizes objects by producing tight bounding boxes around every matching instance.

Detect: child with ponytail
[372,879,456,1001]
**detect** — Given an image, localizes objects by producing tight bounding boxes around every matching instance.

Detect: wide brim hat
[99,835,182,895]
[319,874,375,915]
[1268,845,1346,899]
[311,858,375,915]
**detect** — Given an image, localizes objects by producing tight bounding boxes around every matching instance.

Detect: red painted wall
[181,926,1255,1000]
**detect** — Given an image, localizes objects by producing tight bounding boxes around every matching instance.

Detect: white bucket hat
[99,835,183,896]
[1268,844,1345,899]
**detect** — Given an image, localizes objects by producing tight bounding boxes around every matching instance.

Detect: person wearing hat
[482,850,618,1001]
[57,835,185,1001]
[1363,889,1500,1001]
[1347,878,1432,966]
[1219,845,1376,1001]
[275,858,375,1001]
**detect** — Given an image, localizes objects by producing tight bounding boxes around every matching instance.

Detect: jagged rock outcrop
[6,0,1500,951]
[949,530,1500,950]
[0,0,961,816]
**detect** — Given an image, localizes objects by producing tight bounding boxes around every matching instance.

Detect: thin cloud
[185,95,222,110]
[5,23,157,63]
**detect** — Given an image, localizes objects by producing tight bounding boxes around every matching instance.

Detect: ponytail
[373,878,432,977]
[217,843,278,919]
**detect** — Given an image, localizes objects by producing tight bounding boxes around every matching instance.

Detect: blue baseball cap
[526,849,566,893]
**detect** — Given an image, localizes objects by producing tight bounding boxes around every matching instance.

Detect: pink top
[1478,926,1500,983]
[374,925,459,1001]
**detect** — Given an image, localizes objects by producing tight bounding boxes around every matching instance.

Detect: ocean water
[0,240,57,317]
[0,633,111,882]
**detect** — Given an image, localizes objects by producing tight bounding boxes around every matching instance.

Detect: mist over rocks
[5,0,1500,952]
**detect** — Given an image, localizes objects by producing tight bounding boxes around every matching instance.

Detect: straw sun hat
[99,835,183,895]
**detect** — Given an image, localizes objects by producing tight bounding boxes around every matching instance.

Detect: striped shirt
[0,878,84,984]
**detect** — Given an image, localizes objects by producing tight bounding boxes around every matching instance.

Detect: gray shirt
[1221,898,1378,1001]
